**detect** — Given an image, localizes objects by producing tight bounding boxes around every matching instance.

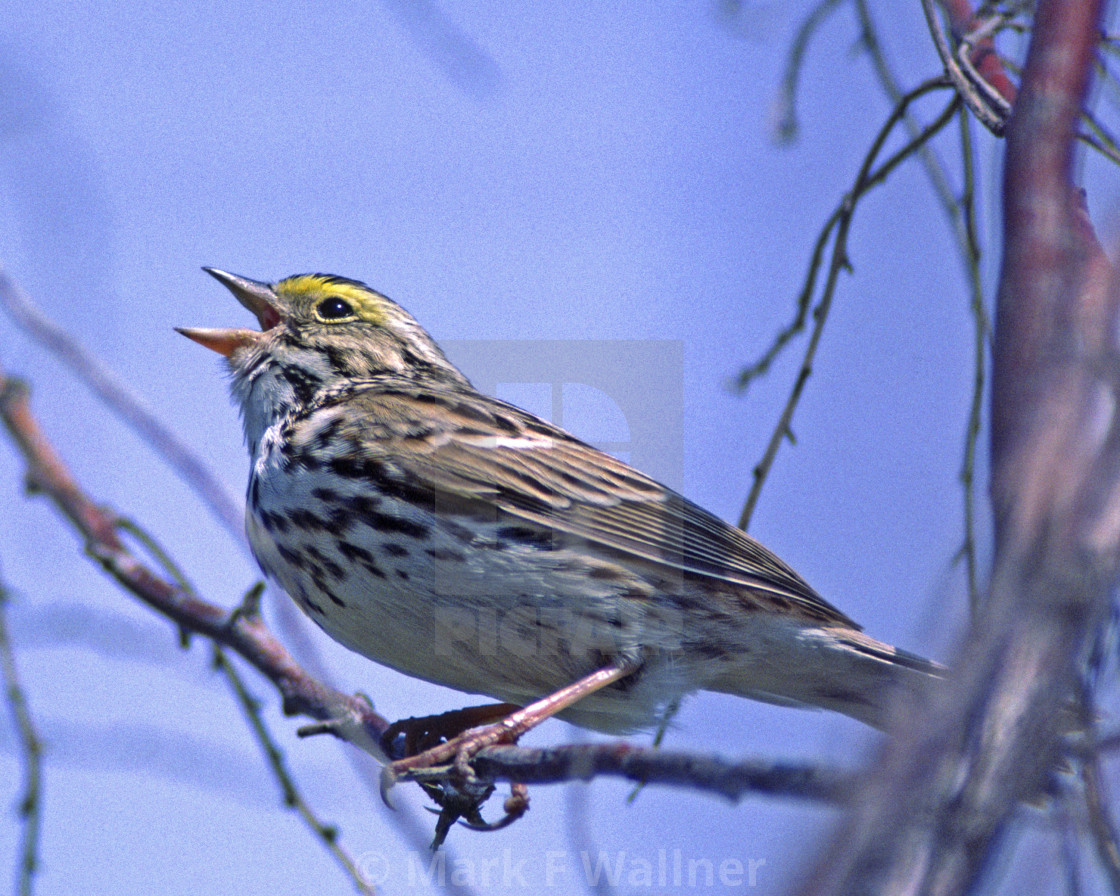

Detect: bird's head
[178,268,466,445]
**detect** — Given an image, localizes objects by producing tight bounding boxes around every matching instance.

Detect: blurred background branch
[0,574,42,896]
[797,1,1120,893]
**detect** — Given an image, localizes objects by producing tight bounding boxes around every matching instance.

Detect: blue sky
[0,3,1116,894]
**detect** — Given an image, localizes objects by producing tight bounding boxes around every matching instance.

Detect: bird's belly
[245,473,697,730]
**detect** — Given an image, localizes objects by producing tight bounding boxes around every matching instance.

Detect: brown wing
[318,381,856,627]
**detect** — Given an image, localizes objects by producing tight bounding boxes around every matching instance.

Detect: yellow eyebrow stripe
[278,274,373,303]
[276,274,388,323]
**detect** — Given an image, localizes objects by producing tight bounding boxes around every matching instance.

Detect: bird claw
[458,783,530,832]
[378,718,531,847]
[378,763,399,809]
[378,668,632,843]
[426,781,527,849]
[378,728,488,812]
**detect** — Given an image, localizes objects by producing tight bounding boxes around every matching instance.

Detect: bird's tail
[708,622,946,729]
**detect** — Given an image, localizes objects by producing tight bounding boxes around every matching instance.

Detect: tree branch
[737,78,958,529]
[471,743,855,805]
[921,0,1019,134]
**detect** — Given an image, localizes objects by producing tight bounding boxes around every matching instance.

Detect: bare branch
[956,9,1016,122]
[738,79,959,529]
[773,0,845,142]
[213,646,377,896]
[471,743,856,805]
[938,0,1020,103]
[956,105,988,612]
[921,0,1020,134]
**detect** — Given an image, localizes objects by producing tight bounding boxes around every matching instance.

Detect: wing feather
[323,382,854,626]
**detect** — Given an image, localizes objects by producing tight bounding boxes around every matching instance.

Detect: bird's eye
[316,297,354,320]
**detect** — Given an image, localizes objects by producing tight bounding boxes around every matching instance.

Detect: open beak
[175,268,283,357]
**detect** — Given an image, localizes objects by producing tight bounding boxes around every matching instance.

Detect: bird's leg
[382,656,641,794]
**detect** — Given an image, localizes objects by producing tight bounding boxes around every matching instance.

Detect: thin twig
[738,79,959,529]
[729,0,852,396]
[214,646,377,896]
[1078,112,1120,166]
[1095,53,1120,116]
[854,0,988,608]
[773,0,845,141]
[957,9,1016,123]
[115,516,200,597]
[854,0,961,216]
[0,579,44,896]
[920,0,1011,134]
[956,103,988,613]
[938,0,1022,103]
